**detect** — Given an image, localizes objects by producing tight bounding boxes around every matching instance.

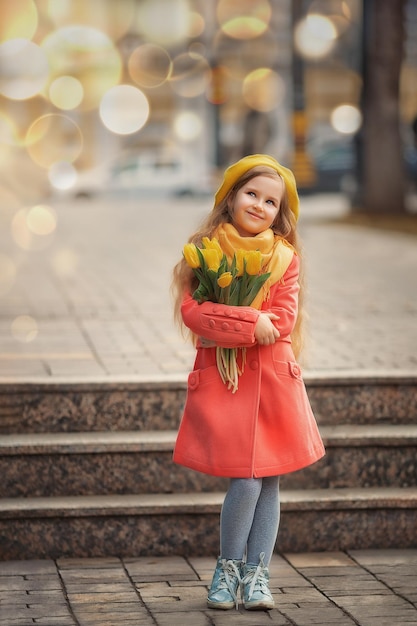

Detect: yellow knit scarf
[213,223,295,309]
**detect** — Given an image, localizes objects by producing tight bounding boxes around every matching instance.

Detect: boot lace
[242,552,270,600]
[217,559,241,608]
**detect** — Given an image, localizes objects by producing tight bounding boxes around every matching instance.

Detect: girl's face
[228,174,284,237]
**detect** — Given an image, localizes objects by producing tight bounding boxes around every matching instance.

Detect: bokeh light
[0,112,18,146]
[47,0,136,41]
[170,52,211,98]
[26,204,57,236]
[308,1,352,35]
[173,111,203,141]
[135,0,193,45]
[128,44,172,88]
[295,14,337,59]
[188,11,205,38]
[41,25,122,111]
[99,85,150,135]
[0,38,49,100]
[217,0,271,40]
[25,114,83,168]
[331,104,362,134]
[0,253,16,296]
[243,68,285,112]
[12,206,57,251]
[0,0,38,42]
[48,161,78,191]
[11,315,38,343]
[49,75,84,110]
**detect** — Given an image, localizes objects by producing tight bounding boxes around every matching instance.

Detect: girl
[172,154,325,611]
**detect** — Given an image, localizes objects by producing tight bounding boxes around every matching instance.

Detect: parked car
[56,152,211,199]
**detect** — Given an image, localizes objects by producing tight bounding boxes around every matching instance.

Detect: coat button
[209,319,216,328]
[234,322,242,331]
[249,360,258,370]
[290,362,301,377]
[224,309,232,317]
[189,373,197,389]
[221,322,229,330]
[238,311,247,319]
[212,305,220,313]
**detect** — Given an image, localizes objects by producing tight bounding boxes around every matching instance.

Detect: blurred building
[0,0,416,202]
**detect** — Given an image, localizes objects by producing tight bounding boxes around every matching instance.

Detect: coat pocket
[272,359,303,381]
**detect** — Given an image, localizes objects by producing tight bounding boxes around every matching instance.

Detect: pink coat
[173,254,325,478]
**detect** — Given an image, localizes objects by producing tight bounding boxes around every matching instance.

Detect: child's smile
[229,175,283,237]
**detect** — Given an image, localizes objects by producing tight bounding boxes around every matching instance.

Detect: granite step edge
[0,368,416,390]
[1,488,416,519]
[2,425,417,455]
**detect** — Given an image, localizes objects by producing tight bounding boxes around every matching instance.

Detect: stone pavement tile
[74,620,151,626]
[274,605,356,625]
[286,551,417,625]
[325,595,417,625]
[0,358,48,376]
[63,582,133,594]
[0,576,63,592]
[208,608,285,624]
[136,581,208,615]
[72,610,152,626]
[0,562,73,624]
[349,549,417,608]
[4,619,74,626]
[151,611,211,626]
[0,559,59,575]
[58,559,152,626]
[47,359,104,377]
[187,556,218,584]
[284,551,356,568]
[124,555,199,583]
[0,605,73,622]
[57,557,122,568]
[0,589,65,604]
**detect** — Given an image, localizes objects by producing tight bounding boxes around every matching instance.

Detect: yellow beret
[214,154,299,221]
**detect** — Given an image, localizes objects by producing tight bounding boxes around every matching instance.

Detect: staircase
[0,373,416,559]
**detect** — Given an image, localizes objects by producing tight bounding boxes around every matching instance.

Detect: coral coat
[173,254,325,478]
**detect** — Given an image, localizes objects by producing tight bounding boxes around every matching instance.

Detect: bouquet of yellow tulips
[183,237,270,393]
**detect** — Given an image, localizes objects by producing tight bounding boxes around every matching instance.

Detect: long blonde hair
[171,166,306,357]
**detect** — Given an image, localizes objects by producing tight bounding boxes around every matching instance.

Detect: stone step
[1,425,416,497]
[0,487,416,559]
[0,372,416,434]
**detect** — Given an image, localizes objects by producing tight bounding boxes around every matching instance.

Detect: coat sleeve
[263,253,299,338]
[181,296,261,348]
[180,253,300,347]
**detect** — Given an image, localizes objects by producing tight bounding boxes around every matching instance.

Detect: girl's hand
[254,312,280,346]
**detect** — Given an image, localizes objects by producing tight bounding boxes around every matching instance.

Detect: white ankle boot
[241,552,274,610]
[207,557,242,610]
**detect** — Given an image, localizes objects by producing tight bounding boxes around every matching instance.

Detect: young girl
[172,154,325,611]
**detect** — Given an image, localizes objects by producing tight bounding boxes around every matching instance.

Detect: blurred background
[1,0,416,210]
[1,0,417,375]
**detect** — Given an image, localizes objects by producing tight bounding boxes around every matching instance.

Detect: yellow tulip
[202,237,223,256]
[235,249,245,276]
[217,271,233,288]
[183,243,200,268]
[201,248,222,271]
[245,250,263,275]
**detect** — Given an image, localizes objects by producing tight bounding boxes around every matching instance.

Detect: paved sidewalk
[0,193,416,380]
[1,550,417,626]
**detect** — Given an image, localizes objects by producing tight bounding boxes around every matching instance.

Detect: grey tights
[220,476,280,566]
